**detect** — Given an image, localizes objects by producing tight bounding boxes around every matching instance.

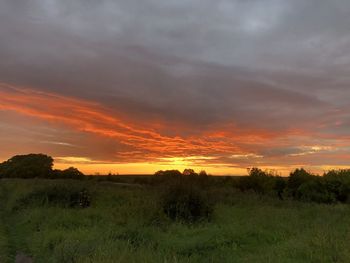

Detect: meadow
[1,177,350,263]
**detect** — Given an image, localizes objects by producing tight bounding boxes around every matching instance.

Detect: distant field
[1,178,350,263]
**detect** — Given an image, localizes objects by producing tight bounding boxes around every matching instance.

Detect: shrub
[198,170,208,177]
[16,185,91,208]
[52,167,85,179]
[324,170,350,202]
[153,169,211,187]
[274,176,287,200]
[323,179,350,203]
[153,170,182,185]
[287,168,315,198]
[295,178,335,203]
[324,169,350,178]
[182,169,198,176]
[238,168,275,194]
[161,181,213,223]
[154,170,182,178]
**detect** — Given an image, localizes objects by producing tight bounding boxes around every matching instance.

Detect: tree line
[154,167,350,204]
[2,153,350,205]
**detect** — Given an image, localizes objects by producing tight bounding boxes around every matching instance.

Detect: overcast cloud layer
[1,0,350,174]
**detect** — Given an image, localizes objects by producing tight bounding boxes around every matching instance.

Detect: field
[1,178,350,263]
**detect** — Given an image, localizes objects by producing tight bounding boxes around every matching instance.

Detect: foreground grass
[0,189,11,263]
[1,179,350,262]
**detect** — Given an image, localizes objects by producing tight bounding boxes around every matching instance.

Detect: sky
[1,0,350,175]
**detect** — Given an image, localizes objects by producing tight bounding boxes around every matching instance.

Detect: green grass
[1,179,350,262]
[0,208,10,262]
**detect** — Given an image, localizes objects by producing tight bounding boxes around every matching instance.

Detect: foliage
[323,170,350,203]
[295,178,335,203]
[154,170,182,177]
[182,169,197,176]
[16,185,91,209]
[238,168,277,195]
[153,169,211,188]
[274,176,287,200]
[0,154,84,180]
[284,168,350,204]
[52,167,85,179]
[287,168,316,198]
[0,154,53,178]
[198,170,208,177]
[161,180,213,222]
[2,179,350,262]
[5,153,350,260]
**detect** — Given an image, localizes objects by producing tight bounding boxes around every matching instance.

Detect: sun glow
[1,82,349,176]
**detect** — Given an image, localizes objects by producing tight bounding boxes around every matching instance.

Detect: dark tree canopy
[0,154,84,179]
[182,169,197,176]
[0,154,53,178]
[154,170,182,177]
[52,167,85,179]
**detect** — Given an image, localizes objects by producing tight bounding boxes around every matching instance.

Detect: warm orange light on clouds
[2,0,350,176]
[1,82,350,175]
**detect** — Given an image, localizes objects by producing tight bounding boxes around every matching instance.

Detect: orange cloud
[1,82,349,175]
[0,83,256,157]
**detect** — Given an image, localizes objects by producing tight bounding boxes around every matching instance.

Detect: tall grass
[1,179,350,262]
[0,209,11,263]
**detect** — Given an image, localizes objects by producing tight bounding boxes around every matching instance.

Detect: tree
[199,170,208,177]
[0,154,53,178]
[53,167,85,179]
[238,168,276,194]
[287,168,315,198]
[154,170,182,177]
[248,167,267,177]
[183,169,197,176]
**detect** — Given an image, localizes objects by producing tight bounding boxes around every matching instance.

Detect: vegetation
[0,154,53,178]
[0,154,84,179]
[2,154,350,261]
[52,167,85,179]
[2,178,350,262]
[161,180,213,222]
[15,185,91,209]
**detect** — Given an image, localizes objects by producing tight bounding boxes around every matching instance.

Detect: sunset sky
[1,0,350,175]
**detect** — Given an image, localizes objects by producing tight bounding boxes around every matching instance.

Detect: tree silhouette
[0,154,84,179]
[0,154,53,178]
[182,169,197,176]
[53,167,85,179]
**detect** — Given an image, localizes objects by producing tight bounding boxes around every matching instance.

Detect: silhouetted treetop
[0,153,84,179]
[182,169,197,176]
[154,170,182,177]
[0,154,53,178]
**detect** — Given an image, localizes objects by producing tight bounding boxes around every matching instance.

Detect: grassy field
[1,178,350,262]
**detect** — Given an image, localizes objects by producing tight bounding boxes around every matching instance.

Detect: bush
[324,170,350,202]
[52,167,85,179]
[16,185,91,208]
[274,176,287,200]
[198,170,208,177]
[295,178,335,203]
[154,170,182,178]
[182,169,198,176]
[287,168,315,198]
[153,169,211,188]
[161,181,213,223]
[238,168,276,194]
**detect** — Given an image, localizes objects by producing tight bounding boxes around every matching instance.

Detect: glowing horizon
[1,83,349,176]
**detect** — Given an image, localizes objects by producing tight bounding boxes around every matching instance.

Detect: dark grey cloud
[1,0,350,171]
